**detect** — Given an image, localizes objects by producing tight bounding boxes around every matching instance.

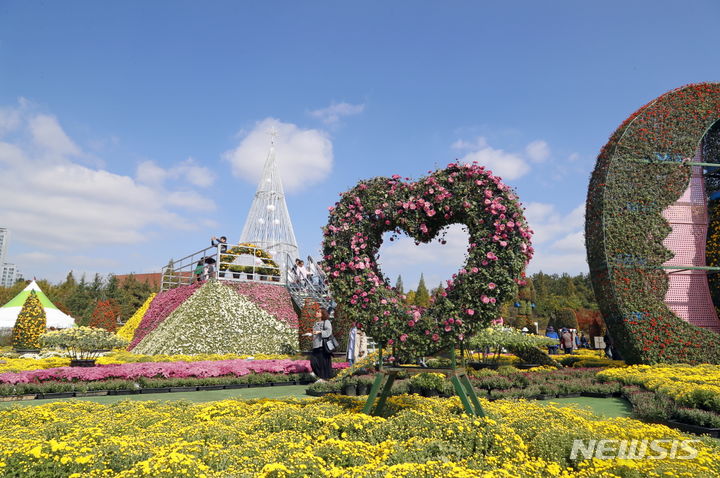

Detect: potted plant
[341,377,358,396]
[40,327,128,367]
[356,375,374,395]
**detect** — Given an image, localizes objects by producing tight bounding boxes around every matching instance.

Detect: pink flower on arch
[488,282,497,290]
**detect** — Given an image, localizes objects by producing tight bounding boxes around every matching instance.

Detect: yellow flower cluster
[0,356,71,373]
[0,352,294,373]
[1,396,718,477]
[598,363,720,411]
[116,294,157,342]
[96,351,293,365]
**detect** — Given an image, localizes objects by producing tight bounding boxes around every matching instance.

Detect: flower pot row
[0,380,311,402]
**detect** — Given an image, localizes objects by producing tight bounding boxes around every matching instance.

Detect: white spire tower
[239,128,299,273]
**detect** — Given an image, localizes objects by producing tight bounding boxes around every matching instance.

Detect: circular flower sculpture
[322,162,533,359]
[220,243,279,276]
[586,82,720,364]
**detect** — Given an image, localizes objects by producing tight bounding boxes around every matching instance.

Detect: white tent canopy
[0,280,75,329]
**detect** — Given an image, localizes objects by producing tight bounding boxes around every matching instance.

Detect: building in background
[0,228,22,287]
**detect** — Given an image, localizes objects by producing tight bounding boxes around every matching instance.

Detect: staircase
[286,279,334,312]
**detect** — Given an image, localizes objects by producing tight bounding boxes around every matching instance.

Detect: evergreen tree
[415,274,430,308]
[551,308,579,330]
[395,275,404,294]
[405,290,416,305]
[119,274,152,321]
[12,291,46,350]
[67,275,94,326]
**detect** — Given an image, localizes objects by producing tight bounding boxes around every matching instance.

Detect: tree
[88,299,120,332]
[12,291,46,349]
[415,274,430,308]
[551,308,579,330]
[395,275,404,294]
[405,290,416,305]
[118,274,152,322]
[66,276,94,326]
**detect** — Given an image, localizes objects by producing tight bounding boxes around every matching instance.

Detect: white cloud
[451,136,552,181]
[551,231,585,252]
[378,224,470,290]
[29,114,82,157]
[524,202,584,244]
[0,105,216,250]
[310,102,365,125]
[459,147,530,180]
[136,157,215,188]
[0,106,22,135]
[222,117,333,193]
[568,152,580,162]
[523,202,588,274]
[525,140,550,163]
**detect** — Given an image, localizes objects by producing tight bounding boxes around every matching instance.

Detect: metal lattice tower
[239,129,299,273]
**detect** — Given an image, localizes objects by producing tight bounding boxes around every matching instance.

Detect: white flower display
[133,280,298,355]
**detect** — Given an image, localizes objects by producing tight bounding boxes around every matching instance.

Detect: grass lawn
[1,384,634,421]
[0,384,310,408]
[540,396,633,418]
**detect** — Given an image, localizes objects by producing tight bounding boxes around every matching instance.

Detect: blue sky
[1,1,718,290]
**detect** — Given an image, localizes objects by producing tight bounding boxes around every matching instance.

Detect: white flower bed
[133,281,298,355]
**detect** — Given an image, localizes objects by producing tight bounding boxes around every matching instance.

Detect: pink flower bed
[129,282,201,349]
[223,281,298,328]
[0,359,349,385]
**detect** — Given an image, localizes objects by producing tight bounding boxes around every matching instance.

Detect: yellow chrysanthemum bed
[1,395,718,477]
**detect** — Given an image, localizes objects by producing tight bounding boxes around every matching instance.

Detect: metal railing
[160,243,284,291]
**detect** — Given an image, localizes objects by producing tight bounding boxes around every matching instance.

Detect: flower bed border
[0,378,316,402]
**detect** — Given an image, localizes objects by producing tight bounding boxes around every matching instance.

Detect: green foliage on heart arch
[586,82,720,365]
[321,162,534,360]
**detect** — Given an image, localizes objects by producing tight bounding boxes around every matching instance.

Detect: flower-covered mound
[1,396,718,477]
[223,281,298,328]
[0,359,346,385]
[132,280,298,355]
[129,283,201,349]
[116,293,156,342]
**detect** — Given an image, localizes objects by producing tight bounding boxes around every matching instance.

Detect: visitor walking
[545,326,559,354]
[560,328,574,354]
[310,307,334,380]
[295,259,309,286]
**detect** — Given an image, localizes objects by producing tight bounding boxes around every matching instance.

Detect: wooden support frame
[361,348,485,417]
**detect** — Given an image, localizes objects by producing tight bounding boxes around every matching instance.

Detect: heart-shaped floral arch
[321,162,534,359]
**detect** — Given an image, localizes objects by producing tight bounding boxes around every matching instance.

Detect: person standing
[346,324,368,366]
[560,328,574,354]
[310,308,333,380]
[211,236,228,253]
[545,326,559,355]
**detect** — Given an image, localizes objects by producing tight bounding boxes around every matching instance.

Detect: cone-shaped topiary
[12,291,47,350]
[133,280,298,355]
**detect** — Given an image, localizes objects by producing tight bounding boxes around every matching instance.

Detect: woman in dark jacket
[310,307,333,380]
